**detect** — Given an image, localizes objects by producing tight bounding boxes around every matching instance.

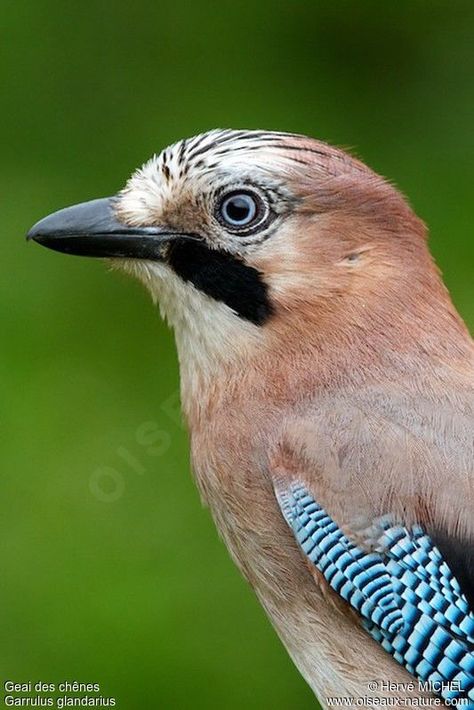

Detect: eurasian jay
[28,130,474,707]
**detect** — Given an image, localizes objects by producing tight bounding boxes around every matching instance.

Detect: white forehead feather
[116,129,317,225]
[144,128,307,178]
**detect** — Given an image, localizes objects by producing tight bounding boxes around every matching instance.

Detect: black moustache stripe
[166,240,273,326]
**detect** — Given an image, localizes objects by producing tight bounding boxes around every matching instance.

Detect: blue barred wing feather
[274,481,474,706]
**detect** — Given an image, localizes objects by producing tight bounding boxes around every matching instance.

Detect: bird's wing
[269,384,474,705]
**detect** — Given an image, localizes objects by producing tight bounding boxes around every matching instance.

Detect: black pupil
[226,196,252,223]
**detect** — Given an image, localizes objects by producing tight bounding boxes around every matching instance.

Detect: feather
[274,480,474,705]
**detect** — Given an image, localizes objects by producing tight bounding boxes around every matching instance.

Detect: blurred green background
[1,1,473,708]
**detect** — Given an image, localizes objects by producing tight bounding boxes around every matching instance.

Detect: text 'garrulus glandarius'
[28,130,474,707]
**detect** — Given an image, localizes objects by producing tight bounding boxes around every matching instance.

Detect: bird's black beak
[27,197,195,260]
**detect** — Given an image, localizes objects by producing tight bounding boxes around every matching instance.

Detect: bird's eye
[216,190,268,233]
[220,193,256,226]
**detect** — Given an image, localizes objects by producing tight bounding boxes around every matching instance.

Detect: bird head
[29,129,457,402]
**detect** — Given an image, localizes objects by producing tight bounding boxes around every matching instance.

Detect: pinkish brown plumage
[29,129,474,706]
